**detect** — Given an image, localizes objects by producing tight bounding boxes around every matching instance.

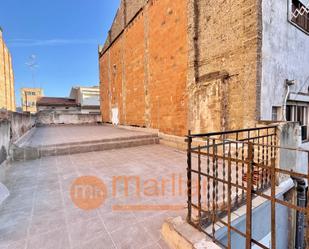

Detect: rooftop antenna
[25,54,39,88]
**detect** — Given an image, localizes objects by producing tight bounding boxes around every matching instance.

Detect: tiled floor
[0,144,188,249]
[23,125,152,147]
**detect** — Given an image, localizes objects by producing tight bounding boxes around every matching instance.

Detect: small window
[291,0,309,34]
[272,106,281,121]
[286,104,309,141]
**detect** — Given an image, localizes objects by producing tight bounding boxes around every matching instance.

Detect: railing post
[187,130,192,224]
[305,152,309,248]
[270,158,276,249]
[227,143,232,249]
[198,145,202,230]
[246,142,254,249]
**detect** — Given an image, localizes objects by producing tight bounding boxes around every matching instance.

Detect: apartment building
[0,28,15,111]
[21,88,44,113]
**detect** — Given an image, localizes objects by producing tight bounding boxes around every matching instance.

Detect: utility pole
[25,54,38,87]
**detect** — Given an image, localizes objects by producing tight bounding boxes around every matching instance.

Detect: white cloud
[8,38,98,47]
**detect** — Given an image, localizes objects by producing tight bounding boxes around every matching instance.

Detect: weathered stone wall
[0,112,36,164]
[187,0,262,134]
[36,111,101,125]
[0,31,15,112]
[100,0,188,136]
[0,121,10,165]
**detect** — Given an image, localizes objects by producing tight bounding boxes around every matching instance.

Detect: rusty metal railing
[187,126,309,249]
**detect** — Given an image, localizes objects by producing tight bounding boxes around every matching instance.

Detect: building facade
[99,0,309,137]
[69,86,100,114]
[21,88,44,113]
[37,97,79,112]
[0,28,15,112]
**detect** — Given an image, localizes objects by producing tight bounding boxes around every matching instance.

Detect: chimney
[0,27,3,38]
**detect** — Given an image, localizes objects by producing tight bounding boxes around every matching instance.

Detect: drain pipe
[292,177,306,249]
[283,79,295,121]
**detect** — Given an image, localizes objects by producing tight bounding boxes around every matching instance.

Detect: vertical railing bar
[246,142,253,249]
[223,135,226,207]
[266,128,270,186]
[212,138,216,239]
[306,152,309,247]
[257,129,260,191]
[198,145,202,230]
[187,130,192,224]
[262,135,265,189]
[215,141,219,211]
[207,137,211,223]
[241,137,245,200]
[227,142,232,249]
[270,158,276,249]
[236,132,239,206]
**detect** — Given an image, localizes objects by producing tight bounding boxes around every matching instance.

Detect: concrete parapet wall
[0,111,35,165]
[36,111,102,125]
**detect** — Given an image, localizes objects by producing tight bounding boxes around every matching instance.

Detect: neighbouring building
[21,88,44,113]
[36,96,101,125]
[0,28,15,111]
[69,86,100,114]
[99,0,309,139]
[37,97,79,112]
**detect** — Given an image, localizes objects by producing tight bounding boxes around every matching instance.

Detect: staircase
[12,133,159,161]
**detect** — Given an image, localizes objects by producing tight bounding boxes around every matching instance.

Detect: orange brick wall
[124,14,146,127]
[100,0,188,136]
[99,54,110,122]
[109,38,125,124]
[148,0,188,135]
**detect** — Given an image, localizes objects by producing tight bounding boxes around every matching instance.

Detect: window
[32,92,36,95]
[291,0,309,34]
[286,105,309,141]
[272,106,281,121]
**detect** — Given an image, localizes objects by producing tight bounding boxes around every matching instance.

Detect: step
[12,136,160,161]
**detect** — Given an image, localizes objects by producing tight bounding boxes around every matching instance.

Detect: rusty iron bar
[197,146,202,230]
[227,143,232,249]
[223,136,226,208]
[236,132,239,206]
[189,125,277,138]
[307,151,309,247]
[246,142,253,249]
[207,137,211,222]
[187,130,192,224]
[212,138,216,240]
[270,158,276,249]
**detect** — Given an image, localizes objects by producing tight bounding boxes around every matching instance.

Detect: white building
[69,86,100,114]
[261,0,309,142]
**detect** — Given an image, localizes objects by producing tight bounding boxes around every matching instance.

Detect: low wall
[36,111,102,125]
[0,112,35,182]
[0,121,10,165]
[0,111,35,165]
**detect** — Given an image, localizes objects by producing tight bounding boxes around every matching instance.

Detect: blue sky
[0,0,120,106]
